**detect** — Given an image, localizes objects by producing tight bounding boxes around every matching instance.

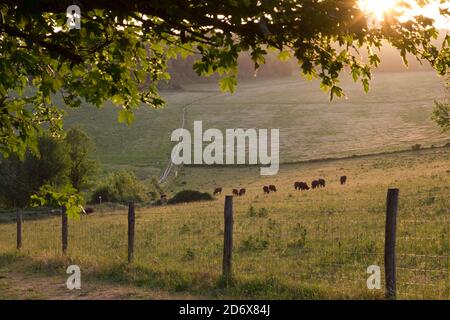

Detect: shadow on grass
[0,207,61,224]
[0,252,386,299]
[0,252,337,299]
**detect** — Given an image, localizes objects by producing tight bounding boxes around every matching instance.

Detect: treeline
[162,43,438,89]
[0,128,160,209]
[163,51,297,89]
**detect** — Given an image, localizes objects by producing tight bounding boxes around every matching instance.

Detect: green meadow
[63,71,449,179]
[0,147,448,299]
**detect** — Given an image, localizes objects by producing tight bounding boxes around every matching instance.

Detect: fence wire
[0,199,448,299]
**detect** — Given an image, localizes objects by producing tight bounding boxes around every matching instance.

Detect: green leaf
[362,79,370,93]
[278,50,291,62]
[219,76,237,94]
[118,109,135,125]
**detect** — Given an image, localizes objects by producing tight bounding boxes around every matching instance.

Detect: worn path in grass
[0,256,201,300]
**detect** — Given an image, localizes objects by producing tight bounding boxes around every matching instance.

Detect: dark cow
[84,207,95,215]
[269,185,277,192]
[232,189,239,196]
[311,180,320,189]
[263,186,270,194]
[213,187,223,195]
[340,176,347,185]
[160,194,168,203]
[239,188,246,196]
[295,182,310,191]
[318,179,326,188]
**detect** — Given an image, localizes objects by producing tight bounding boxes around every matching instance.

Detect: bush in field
[167,190,213,205]
[90,171,149,204]
[288,224,308,249]
[248,205,269,217]
[240,235,269,252]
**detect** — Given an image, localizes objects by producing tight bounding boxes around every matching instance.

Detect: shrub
[288,224,308,249]
[248,205,269,217]
[411,144,421,151]
[240,235,269,252]
[90,171,150,204]
[167,190,213,204]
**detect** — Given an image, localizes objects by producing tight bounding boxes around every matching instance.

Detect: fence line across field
[8,188,450,299]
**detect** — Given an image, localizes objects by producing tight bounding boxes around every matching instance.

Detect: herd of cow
[79,176,348,215]
[213,175,347,196]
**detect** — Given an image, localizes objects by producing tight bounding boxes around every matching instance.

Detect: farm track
[158,78,304,184]
[0,256,202,300]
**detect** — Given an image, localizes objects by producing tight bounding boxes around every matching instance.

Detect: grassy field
[0,147,448,299]
[63,71,449,179]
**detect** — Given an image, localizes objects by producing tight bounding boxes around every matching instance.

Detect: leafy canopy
[0,0,449,157]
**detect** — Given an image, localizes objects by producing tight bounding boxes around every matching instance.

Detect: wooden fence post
[385,188,399,300]
[222,196,234,285]
[16,210,22,250]
[61,206,68,255]
[128,201,135,263]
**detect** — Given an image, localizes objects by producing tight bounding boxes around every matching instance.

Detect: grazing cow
[263,186,270,194]
[311,180,320,189]
[80,206,94,215]
[232,189,239,196]
[239,188,246,196]
[296,182,310,191]
[340,176,347,185]
[295,182,308,190]
[318,179,326,188]
[213,187,223,195]
[160,194,168,203]
[269,185,277,192]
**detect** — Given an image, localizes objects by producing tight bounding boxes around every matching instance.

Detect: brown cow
[311,180,320,189]
[318,179,326,188]
[263,186,270,194]
[85,207,95,215]
[269,185,277,192]
[239,188,246,196]
[232,189,239,196]
[295,182,310,191]
[213,187,223,195]
[340,176,347,185]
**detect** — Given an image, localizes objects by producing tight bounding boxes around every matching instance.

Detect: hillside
[64,71,448,180]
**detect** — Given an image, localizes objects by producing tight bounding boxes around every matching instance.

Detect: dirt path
[0,269,199,300]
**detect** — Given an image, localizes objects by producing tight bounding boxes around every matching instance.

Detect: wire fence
[0,191,448,299]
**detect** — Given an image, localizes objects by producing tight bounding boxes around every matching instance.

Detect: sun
[358,0,449,29]
[358,0,400,22]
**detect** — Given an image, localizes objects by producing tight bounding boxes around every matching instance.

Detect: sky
[358,0,450,30]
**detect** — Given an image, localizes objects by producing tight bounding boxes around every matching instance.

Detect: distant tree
[432,101,450,131]
[24,135,70,188]
[0,154,29,208]
[0,135,70,208]
[0,1,448,157]
[64,127,99,191]
[432,74,449,131]
[90,171,150,204]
